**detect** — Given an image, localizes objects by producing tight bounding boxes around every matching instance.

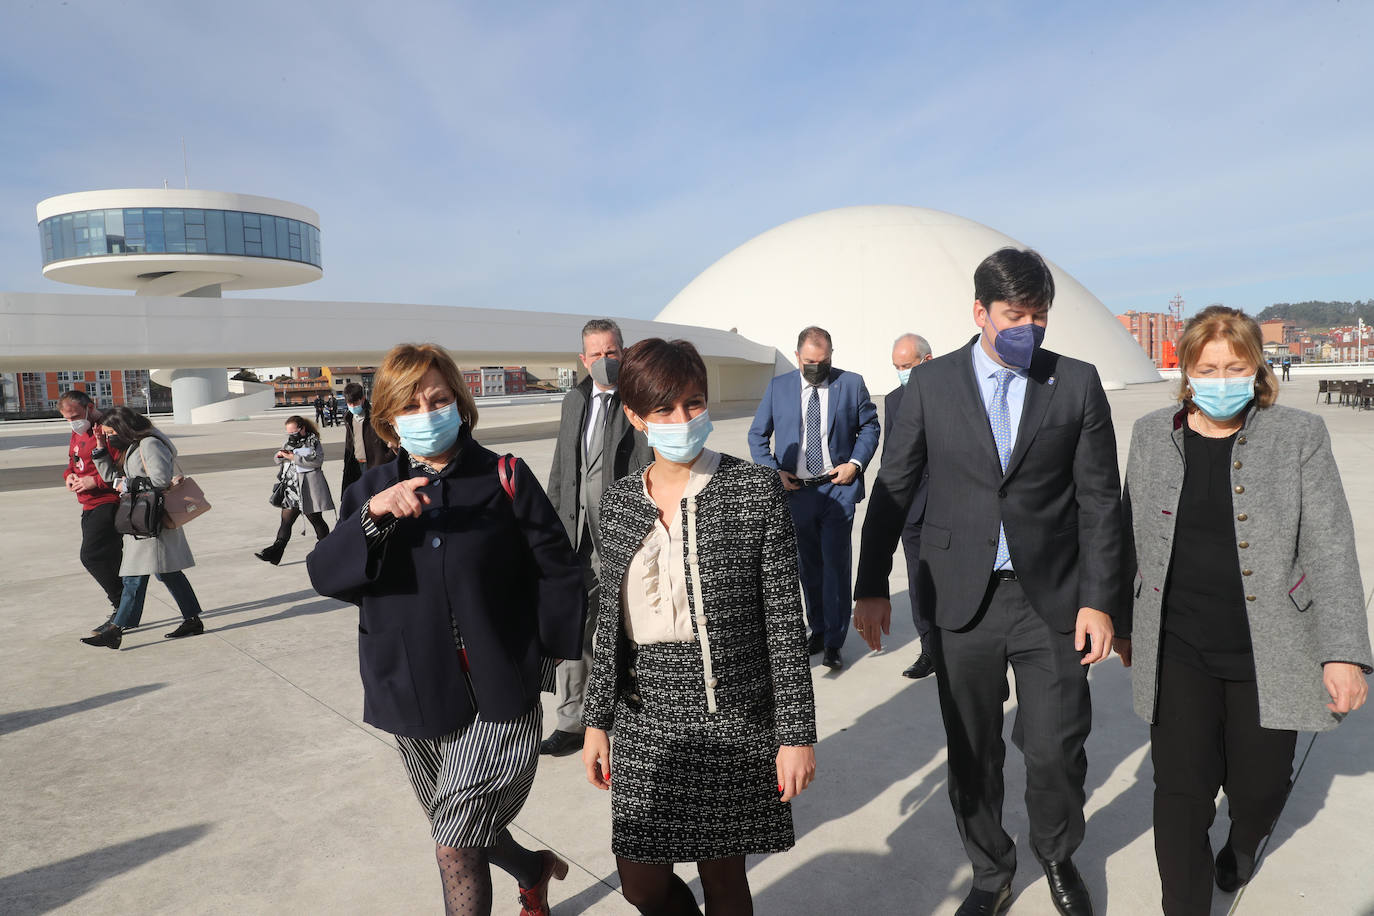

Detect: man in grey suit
[885,332,935,679]
[854,249,1123,916]
[541,319,652,756]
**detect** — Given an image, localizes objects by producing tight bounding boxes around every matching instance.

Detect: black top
[1161,427,1255,679]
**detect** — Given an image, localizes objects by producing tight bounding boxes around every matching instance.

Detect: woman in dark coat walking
[581,338,817,915]
[255,415,334,564]
[308,343,585,916]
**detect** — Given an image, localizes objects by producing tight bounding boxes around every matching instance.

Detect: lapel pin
[1047,376,1056,385]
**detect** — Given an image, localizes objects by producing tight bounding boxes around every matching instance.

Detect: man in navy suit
[749,326,880,670]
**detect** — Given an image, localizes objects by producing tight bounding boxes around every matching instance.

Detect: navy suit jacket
[748,366,880,505]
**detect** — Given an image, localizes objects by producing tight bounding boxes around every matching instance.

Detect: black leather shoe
[1215,841,1255,893]
[539,729,585,757]
[955,884,1012,916]
[165,616,205,639]
[822,647,843,670]
[807,632,825,655]
[1042,860,1093,916]
[80,626,123,649]
[902,652,936,679]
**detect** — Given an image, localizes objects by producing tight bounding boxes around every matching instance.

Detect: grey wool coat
[275,433,335,514]
[94,430,196,576]
[1121,403,1372,732]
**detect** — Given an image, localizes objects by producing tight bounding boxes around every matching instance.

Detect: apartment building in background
[1116,310,1182,368]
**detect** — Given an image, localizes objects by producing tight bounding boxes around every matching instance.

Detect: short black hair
[796,326,833,352]
[619,338,708,417]
[58,389,93,408]
[343,382,365,402]
[973,247,1055,311]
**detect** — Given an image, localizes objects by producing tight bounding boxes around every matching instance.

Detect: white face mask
[70,418,91,435]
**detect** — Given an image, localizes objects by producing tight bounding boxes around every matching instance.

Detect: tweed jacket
[1121,403,1372,731]
[582,453,817,747]
[93,431,195,576]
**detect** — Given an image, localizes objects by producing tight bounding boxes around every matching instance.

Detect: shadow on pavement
[0,824,212,916]
[0,683,167,736]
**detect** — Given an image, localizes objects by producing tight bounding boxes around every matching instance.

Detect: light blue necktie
[989,369,1015,570]
[804,386,823,476]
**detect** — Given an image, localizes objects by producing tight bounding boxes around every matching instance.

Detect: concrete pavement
[2,378,1373,915]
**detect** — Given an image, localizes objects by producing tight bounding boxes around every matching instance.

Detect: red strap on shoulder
[497,454,517,501]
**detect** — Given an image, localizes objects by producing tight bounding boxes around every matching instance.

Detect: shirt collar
[970,337,1027,380]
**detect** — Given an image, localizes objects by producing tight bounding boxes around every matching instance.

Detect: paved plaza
[2,379,1373,915]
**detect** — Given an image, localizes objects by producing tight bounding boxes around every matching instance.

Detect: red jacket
[65,426,120,509]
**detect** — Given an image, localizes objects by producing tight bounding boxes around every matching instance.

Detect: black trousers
[935,577,1091,891]
[80,502,124,610]
[1151,655,1296,915]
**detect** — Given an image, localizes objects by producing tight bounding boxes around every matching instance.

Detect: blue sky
[1,0,1370,318]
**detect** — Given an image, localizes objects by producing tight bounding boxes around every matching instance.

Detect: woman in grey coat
[255,415,335,565]
[1118,306,1371,914]
[82,407,205,649]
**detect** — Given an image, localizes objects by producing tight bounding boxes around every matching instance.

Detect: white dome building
[657,206,1161,391]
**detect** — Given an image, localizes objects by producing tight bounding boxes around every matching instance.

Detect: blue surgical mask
[394,402,462,457]
[896,368,912,386]
[986,320,1045,370]
[644,410,713,464]
[1189,375,1255,421]
[348,404,365,417]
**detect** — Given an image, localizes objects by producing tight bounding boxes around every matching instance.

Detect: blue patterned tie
[805,386,823,476]
[989,369,1015,569]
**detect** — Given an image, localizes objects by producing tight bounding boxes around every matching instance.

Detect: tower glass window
[39,207,322,268]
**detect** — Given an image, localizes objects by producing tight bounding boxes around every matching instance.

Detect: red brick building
[1116,311,1182,368]
[10,368,153,413]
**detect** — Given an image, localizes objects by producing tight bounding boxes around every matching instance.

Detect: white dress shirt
[583,384,617,456]
[796,376,864,479]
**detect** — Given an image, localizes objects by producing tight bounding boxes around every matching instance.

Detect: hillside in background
[1256,300,1374,328]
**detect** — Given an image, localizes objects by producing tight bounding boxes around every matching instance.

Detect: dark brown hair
[1175,305,1279,409]
[285,415,321,438]
[619,338,708,417]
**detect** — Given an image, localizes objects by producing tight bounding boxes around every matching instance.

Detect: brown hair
[796,326,832,352]
[284,415,320,438]
[619,338,708,417]
[369,343,478,446]
[1175,305,1279,409]
[58,389,93,408]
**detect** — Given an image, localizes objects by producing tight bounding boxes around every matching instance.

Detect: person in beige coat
[82,407,205,649]
[1118,306,1371,914]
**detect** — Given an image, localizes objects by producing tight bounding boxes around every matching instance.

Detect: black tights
[435,829,544,916]
[276,507,329,543]
[617,856,751,916]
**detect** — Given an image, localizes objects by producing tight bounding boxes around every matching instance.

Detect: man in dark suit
[540,318,652,756]
[749,326,880,670]
[854,249,1122,916]
[885,333,935,680]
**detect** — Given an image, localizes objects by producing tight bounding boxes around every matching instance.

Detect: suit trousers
[1151,655,1296,916]
[900,519,931,649]
[556,533,600,733]
[786,483,855,648]
[80,503,125,610]
[935,577,1091,890]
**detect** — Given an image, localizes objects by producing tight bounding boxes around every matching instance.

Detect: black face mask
[285,433,305,448]
[107,435,129,453]
[801,360,831,386]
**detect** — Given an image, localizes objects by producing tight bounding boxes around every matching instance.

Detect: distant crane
[1169,294,1184,323]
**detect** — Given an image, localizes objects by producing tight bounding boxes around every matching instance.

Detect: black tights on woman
[276,507,329,542]
[434,829,545,916]
[616,855,751,916]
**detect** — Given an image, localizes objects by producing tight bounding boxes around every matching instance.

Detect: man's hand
[1075,607,1114,665]
[72,475,98,493]
[776,745,816,802]
[830,462,858,486]
[65,472,80,492]
[1112,637,1133,667]
[1324,662,1369,714]
[778,470,801,492]
[367,477,431,521]
[853,597,892,651]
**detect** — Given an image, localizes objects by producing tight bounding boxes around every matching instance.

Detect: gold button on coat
[1238,541,1249,548]
[1246,595,1257,601]
[1238,436,1247,444]
[1233,461,1242,469]
[1242,569,1253,576]
[1234,485,1244,494]
[1236,513,1248,521]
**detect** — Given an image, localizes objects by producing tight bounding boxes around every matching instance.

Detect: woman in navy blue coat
[308,343,585,916]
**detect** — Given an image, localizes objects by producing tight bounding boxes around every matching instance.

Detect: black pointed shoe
[165,616,205,639]
[1215,841,1256,893]
[255,540,287,565]
[822,647,843,670]
[955,884,1012,916]
[1042,859,1093,916]
[902,652,936,679]
[81,626,123,649]
[539,729,585,757]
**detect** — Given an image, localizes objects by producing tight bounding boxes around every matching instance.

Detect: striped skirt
[395,703,542,848]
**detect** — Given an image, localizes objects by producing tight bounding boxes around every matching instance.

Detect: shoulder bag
[115,476,165,539]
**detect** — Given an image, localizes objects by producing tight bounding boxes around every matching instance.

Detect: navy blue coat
[308,431,586,738]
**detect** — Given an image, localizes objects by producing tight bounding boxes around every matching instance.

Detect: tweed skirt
[395,703,542,848]
[611,640,794,863]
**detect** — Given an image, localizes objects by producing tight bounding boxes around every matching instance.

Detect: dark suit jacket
[307,431,585,738]
[747,366,881,505]
[856,339,1123,633]
[341,401,396,494]
[546,377,651,552]
[884,383,928,533]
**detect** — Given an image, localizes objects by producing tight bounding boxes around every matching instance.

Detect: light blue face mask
[896,368,912,386]
[645,410,713,464]
[1188,374,1256,421]
[394,402,462,456]
[348,404,365,417]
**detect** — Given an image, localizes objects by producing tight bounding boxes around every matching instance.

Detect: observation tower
[36,189,322,422]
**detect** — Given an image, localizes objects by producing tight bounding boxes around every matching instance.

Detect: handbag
[115,476,165,539]
[269,476,289,507]
[162,470,211,528]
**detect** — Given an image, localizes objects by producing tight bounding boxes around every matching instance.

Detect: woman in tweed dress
[1118,307,1371,914]
[582,338,817,915]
